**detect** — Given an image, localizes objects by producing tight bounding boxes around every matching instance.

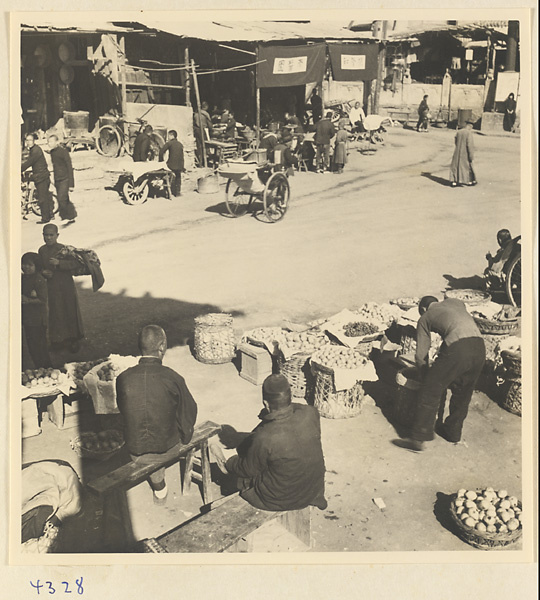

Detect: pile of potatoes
[279,330,327,356]
[312,346,368,370]
[453,488,522,534]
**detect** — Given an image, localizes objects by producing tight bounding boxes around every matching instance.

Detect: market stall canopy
[256,43,326,88]
[328,43,378,81]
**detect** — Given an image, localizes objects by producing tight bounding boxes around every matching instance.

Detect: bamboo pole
[256,87,261,149]
[191,59,207,168]
[119,35,127,118]
[184,46,191,107]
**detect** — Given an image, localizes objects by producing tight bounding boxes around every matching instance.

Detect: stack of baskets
[474,315,520,337]
[310,361,365,419]
[194,313,236,364]
[394,367,421,428]
[279,352,313,400]
[497,350,522,416]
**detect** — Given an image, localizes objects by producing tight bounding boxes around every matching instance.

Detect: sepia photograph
[8,8,535,568]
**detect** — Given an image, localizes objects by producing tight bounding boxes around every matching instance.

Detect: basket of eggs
[70,430,125,461]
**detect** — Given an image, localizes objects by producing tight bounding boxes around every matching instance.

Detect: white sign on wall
[273,56,307,74]
[341,54,366,70]
[494,71,520,103]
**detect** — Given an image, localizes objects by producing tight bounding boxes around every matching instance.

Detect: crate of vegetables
[449,487,522,549]
[70,430,124,461]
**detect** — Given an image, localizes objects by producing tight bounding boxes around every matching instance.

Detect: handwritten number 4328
[30,578,84,595]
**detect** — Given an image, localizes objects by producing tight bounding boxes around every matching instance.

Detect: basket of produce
[473,315,520,336]
[70,430,125,461]
[394,367,421,428]
[245,327,285,352]
[499,377,522,416]
[310,346,375,419]
[21,368,72,398]
[449,487,522,549]
[444,289,491,306]
[194,313,236,364]
[390,296,420,311]
[65,358,109,392]
[279,352,313,399]
[278,329,328,358]
[500,350,521,377]
[83,355,138,414]
[355,302,403,328]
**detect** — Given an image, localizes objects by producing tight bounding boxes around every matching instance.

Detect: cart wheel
[30,185,59,217]
[96,125,122,157]
[263,172,290,223]
[505,254,521,307]
[122,180,149,205]
[225,179,252,217]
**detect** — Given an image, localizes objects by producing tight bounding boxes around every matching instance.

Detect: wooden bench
[139,493,312,553]
[86,420,221,505]
[387,109,411,123]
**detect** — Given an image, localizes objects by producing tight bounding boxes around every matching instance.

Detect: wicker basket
[444,289,491,306]
[500,350,521,377]
[398,325,417,356]
[70,430,125,461]
[311,361,365,419]
[473,316,520,336]
[449,493,522,549]
[501,378,522,416]
[279,352,313,399]
[194,313,236,364]
[394,368,421,427]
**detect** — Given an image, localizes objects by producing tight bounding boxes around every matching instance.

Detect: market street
[21,124,522,552]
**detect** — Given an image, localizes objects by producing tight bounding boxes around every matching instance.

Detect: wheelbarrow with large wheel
[218,160,290,223]
[107,160,175,206]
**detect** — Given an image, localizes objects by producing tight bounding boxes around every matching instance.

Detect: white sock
[154,485,168,499]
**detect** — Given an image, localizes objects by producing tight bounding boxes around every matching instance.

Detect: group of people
[22,224,84,369]
[21,133,78,225]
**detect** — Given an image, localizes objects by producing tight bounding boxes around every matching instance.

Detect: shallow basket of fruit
[70,430,125,461]
[449,487,522,550]
[390,297,420,310]
[444,289,491,306]
[21,368,69,397]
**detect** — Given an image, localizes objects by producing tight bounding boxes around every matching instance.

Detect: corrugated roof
[137,20,373,43]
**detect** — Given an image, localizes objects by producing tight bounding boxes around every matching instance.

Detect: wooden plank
[200,441,213,504]
[124,82,185,90]
[86,421,221,496]
[278,507,312,548]
[181,449,195,495]
[157,494,285,553]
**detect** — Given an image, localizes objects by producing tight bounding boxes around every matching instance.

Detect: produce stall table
[206,140,239,168]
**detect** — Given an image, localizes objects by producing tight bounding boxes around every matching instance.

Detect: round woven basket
[444,289,491,306]
[194,313,236,364]
[449,493,522,549]
[500,350,521,377]
[279,352,313,399]
[311,361,365,419]
[501,378,522,416]
[473,316,520,336]
[70,430,125,461]
[394,368,421,427]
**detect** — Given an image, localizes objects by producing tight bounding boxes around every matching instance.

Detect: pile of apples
[79,430,124,454]
[21,368,63,388]
[453,488,522,534]
[70,358,108,382]
[96,362,121,382]
[312,346,368,370]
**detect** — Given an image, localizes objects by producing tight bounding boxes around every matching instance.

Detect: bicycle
[21,173,58,220]
[95,116,166,159]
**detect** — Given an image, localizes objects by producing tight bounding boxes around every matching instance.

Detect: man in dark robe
[309,90,323,123]
[314,112,336,173]
[48,135,77,224]
[159,130,184,197]
[449,120,477,187]
[21,133,53,223]
[132,125,153,162]
[416,95,430,132]
[503,93,517,132]
[38,224,84,353]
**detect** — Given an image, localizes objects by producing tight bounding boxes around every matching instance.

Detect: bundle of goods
[310,345,377,419]
[194,313,236,364]
[64,358,108,392]
[444,288,491,306]
[20,368,73,398]
[83,354,138,414]
[394,367,422,428]
[55,244,104,291]
[70,429,124,461]
[472,305,521,336]
[390,296,420,311]
[449,487,522,549]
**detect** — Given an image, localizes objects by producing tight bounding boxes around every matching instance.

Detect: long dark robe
[449,128,475,185]
[38,243,84,345]
[503,97,517,131]
[333,129,348,166]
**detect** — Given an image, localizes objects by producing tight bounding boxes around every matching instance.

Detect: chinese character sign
[256,43,326,87]
[341,54,366,70]
[328,44,378,81]
[273,56,308,75]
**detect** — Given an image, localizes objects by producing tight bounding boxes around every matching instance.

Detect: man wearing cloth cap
[397,296,485,452]
[223,374,327,511]
[449,119,477,187]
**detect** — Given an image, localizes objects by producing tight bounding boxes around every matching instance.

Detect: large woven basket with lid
[194,313,236,364]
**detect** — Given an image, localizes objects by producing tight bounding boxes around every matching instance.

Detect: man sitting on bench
[219,374,327,512]
[116,325,198,505]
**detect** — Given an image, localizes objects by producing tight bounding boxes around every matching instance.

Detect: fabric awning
[327,43,378,81]
[256,43,326,88]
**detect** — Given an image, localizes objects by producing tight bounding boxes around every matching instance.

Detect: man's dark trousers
[55,179,77,220]
[411,338,485,443]
[35,178,53,222]
[170,170,182,197]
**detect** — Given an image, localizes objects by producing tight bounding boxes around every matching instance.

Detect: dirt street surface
[22,125,522,553]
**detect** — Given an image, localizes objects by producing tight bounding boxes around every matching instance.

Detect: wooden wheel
[263,172,290,223]
[96,125,123,157]
[505,254,521,307]
[122,179,149,205]
[225,178,253,217]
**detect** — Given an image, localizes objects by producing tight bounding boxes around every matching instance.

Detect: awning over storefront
[328,43,378,81]
[256,43,326,88]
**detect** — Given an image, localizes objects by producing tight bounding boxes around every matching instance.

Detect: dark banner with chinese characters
[328,43,379,81]
[256,43,326,88]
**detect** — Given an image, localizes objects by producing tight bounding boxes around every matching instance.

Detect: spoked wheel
[225,178,253,217]
[96,125,123,157]
[122,179,149,205]
[505,254,521,307]
[29,185,59,217]
[262,172,290,223]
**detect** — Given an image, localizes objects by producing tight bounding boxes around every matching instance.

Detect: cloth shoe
[153,484,168,505]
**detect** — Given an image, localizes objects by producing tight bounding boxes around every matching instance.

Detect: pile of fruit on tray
[21,368,65,389]
[355,302,402,328]
[278,330,328,356]
[343,322,380,337]
[70,430,124,460]
[390,296,420,310]
[311,346,369,370]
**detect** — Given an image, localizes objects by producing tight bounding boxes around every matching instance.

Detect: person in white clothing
[348,101,366,133]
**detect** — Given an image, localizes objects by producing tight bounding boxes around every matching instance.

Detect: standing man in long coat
[48,135,77,224]
[21,133,52,224]
[314,112,336,173]
[449,120,477,187]
[159,130,184,197]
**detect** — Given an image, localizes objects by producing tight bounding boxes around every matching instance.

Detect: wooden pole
[184,46,191,106]
[255,86,261,149]
[119,35,127,118]
[372,21,387,115]
[191,59,206,168]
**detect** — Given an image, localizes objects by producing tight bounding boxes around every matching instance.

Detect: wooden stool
[181,440,213,504]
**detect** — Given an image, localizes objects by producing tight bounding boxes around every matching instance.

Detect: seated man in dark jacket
[116,325,198,503]
[224,374,327,512]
